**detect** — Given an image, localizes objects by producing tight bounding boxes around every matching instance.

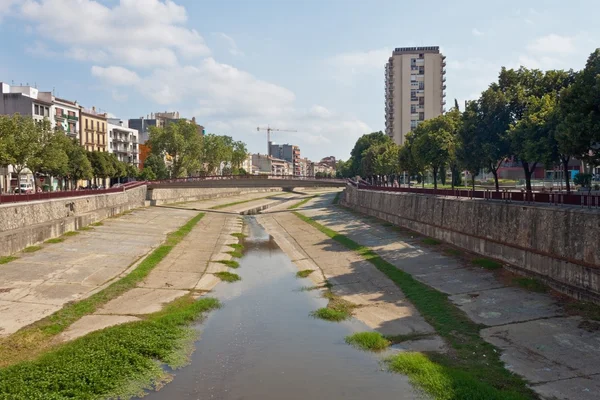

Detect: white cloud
[472,28,484,37]
[0,0,18,22]
[213,32,244,56]
[527,34,576,55]
[326,47,391,85]
[19,0,210,67]
[25,41,59,57]
[91,66,140,86]
[111,89,128,102]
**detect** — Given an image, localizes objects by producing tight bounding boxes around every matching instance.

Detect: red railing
[356,183,600,208]
[0,181,147,205]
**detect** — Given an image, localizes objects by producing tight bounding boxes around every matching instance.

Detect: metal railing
[0,181,147,205]
[353,182,600,208]
[149,174,345,185]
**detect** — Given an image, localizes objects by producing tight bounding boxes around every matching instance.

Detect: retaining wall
[0,186,147,256]
[341,185,600,303]
[146,187,284,205]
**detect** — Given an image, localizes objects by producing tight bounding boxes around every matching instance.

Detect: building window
[44,107,49,117]
[419,112,425,121]
[86,119,88,129]
[411,105,417,113]
[34,104,40,115]
[86,132,89,143]
[101,123,104,132]
[419,82,425,90]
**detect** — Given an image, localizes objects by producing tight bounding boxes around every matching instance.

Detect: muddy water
[146,217,421,400]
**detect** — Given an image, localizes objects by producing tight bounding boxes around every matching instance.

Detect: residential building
[241,154,253,175]
[251,154,291,176]
[0,82,55,128]
[385,46,446,145]
[311,162,336,177]
[269,143,301,176]
[80,106,108,152]
[319,156,336,169]
[54,97,81,141]
[107,118,139,166]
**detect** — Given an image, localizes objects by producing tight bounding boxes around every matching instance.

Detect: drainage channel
[144,216,421,400]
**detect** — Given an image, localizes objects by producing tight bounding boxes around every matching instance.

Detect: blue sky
[1,0,598,161]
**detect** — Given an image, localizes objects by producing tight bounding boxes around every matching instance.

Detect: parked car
[15,183,33,194]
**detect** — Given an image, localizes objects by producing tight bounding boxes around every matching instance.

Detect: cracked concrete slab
[412,266,506,295]
[0,300,62,335]
[481,317,600,384]
[353,302,435,336]
[450,286,563,326]
[533,375,600,400]
[139,271,203,290]
[392,336,448,353]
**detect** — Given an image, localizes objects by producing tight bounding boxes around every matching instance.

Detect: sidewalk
[298,194,600,400]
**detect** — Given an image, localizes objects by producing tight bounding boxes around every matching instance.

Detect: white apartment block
[385,46,446,145]
[107,119,139,166]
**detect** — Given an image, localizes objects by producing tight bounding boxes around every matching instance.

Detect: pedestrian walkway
[297,193,600,400]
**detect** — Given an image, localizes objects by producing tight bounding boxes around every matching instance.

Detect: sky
[0,0,598,162]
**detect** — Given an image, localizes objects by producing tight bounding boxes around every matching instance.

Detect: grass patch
[22,246,42,253]
[345,332,391,351]
[472,258,502,270]
[44,238,64,244]
[310,307,349,322]
[0,296,220,399]
[444,248,463,257]
[210,195,274,210]
[382,222,394,227]
[333,192,341,204]
[231,232,247,239]
[0,256,18,264]
[61,231,79,237]
[387,352,527,400]
[216,260,240,269]
[77,226,93,231]
[513,277,547,293]
[422,238,442,246]
[227,243,243,250]
[214,271,241,282]
[0,212,205,368]
[311,290,355,322]
[91,221,104,227]
[226,250,243,258]
[292,211,535,399]
[296,269,314,278]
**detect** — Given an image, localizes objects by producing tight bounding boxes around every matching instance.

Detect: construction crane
[257,126,298,156]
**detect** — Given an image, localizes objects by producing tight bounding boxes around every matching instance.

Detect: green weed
[345,332,390,351]
[214,271,241,282]
[422,238,442,246]
[310,307,349,322]
[513,277,547,293]
[296,269,314,278]
[216,260,240,269]
[22,246,42,253]
[44,238,64,244]
[61,231,79,237]
[77,226,93,231]
[0,256,18,264]
[288,195,318,210]
[226,251,243,258]
[444,248,463,257]
[91,222,104,227]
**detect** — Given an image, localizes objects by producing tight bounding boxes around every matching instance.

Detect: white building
[107,119,139,166]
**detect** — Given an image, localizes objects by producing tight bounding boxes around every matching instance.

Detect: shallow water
[145,216,420,400]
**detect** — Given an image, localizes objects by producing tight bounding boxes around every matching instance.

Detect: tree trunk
[433,167,438,189]
[471,175,475,190]
[562,157,571,193]
[490,168,499,192]
[521,161,537,195]
[451,168,455,190]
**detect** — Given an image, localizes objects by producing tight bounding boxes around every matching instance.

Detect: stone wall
[341,185,600,303]
[0,186,147,256]
[146,187,284,205]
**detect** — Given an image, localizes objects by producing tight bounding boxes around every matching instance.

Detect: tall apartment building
[269,143,301,176]
[385,46,446,145]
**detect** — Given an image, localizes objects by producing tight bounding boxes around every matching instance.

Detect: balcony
[442,68,446,75]
[442,84,447,90]
[442,76,446,83]
[442,100,446,106]
[442,61,446,68]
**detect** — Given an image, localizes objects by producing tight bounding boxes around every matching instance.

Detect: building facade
[0,82,55,127]
[107,119,139,166]
[54,97,80,141]
[269,143,301,176]
[80,107,107,152]
[385,46,446,145]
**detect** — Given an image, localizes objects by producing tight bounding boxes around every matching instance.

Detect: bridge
[147,175,347,190]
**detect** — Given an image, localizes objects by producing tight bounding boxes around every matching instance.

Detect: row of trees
[0,114,138,191]
[144,120,248,179]
[338,49,600,192]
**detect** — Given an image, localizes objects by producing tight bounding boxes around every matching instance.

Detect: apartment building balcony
[442,84,447,91]
[442,92,447,97]
[442,60,446,68]
[442,68,446,75]
[442,76,446,83]
[442,100,446,106]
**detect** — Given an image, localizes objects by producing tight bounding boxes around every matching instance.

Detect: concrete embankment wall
[0,186,147,257]
[146,187,285,205]
[341,185,600,303]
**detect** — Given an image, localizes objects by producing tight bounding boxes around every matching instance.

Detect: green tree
[411,114,457,189]
[458,100,486,189]
[559,50,600,183]
[144,154,169,180]
[139,166,157,181]
[348,131,391,177]
[88,151,113,186]
[3,115,40,189]
[202,134,234,175]
[0,115,16,168]
[66,141,93,188]
[149,120,203,177]
[126,164,139,180]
